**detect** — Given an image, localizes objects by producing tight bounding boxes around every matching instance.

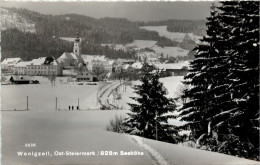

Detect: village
[1,33,190,84]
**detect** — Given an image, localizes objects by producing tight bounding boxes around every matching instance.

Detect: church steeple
[73,31,81,58]
[75,31,80,42]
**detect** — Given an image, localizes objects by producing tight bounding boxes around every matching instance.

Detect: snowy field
[1,76,117,110]
[1,76,258,164]
[140,26,202,43]
[2,110,257,164]
[60,37,82,42]
[102,40,189,58]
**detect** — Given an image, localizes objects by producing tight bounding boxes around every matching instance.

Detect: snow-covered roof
[14,61,31,68]
[153,61,190,70]
[30,57,46,65]
[52,59,60,66]
[29,57,59,66]
[132,62,143,69]
[122,64,130,70]
[58,52,80,60]
[108,60,114,65]
[1,58,21,65]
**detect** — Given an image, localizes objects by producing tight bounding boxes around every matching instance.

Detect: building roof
[1,58,21,65]
[156,61,190,70]
[29,57,59,66]
[122,64,130,70]
[132,62,143,69]
[30,57,46,65]
[14,61,31,68]
[107,60,114,65]
[58,52,80,60]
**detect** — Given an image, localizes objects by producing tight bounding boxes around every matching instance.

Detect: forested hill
[1,28,135,61]
[1,7,205,61]
[138,20,206,36]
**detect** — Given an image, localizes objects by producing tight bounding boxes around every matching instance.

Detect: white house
[13,61,31,75]
[14,57,62,76]
[76,70,97,82]
[1,57,22,72]
[103,60,114,73]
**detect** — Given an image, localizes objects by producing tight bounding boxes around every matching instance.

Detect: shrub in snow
[106,115,125,133]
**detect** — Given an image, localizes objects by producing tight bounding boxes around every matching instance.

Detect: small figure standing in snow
[72,106,74,110]
[77,106,79,110]
[69,106,70,110]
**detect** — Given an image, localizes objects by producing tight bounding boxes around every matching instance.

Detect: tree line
[108,2,259,161]
[1,28,135,61]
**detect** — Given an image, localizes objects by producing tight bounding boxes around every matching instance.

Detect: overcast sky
[1,1,212,21]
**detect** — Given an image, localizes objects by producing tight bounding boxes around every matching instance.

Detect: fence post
[56,97,57,110]
[26,96,29,110]
[78,98,79,110]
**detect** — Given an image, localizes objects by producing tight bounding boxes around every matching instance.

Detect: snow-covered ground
[102,40,189,58]
[140,26,202,43]
[110,76,184,110]
[2,75,258,164]
[153,46,189,58]
[2,110,257,164]
[1,76,101,110]
[60,37,82,42]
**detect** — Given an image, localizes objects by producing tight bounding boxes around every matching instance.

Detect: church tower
[73,32,81,58]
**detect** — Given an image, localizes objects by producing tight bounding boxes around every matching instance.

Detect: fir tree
[211,1,260,160]
[179,2,259,160]
[178,3,228,144]
[124,61,178,143]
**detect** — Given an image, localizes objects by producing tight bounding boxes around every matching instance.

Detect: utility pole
[55,97,57,110]
[26,96,29,110]
[156,110,158,141]
[78,98,79,110]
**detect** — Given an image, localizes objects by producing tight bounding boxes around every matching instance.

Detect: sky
[0,1,212,21]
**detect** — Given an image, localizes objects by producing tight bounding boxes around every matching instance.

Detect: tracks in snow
[132,135,168,165]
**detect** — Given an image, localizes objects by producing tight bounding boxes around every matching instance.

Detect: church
[57,33,84,68]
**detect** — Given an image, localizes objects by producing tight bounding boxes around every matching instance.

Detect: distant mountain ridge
[1,7,205,61]
[2,7,205,44]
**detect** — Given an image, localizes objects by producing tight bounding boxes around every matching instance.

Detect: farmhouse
[76,70,98,82]
[163,61,190,76]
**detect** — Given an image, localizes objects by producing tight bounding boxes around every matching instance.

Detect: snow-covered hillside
[140,26,202,43]
[60,37,82,42]
[2,109,257,164]
[1,8,36,33]
[102,40,189,58]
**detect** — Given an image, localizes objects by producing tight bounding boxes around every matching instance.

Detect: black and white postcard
[1,1,259,164]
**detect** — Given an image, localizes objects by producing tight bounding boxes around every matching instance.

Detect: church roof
[58,52,80,60]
